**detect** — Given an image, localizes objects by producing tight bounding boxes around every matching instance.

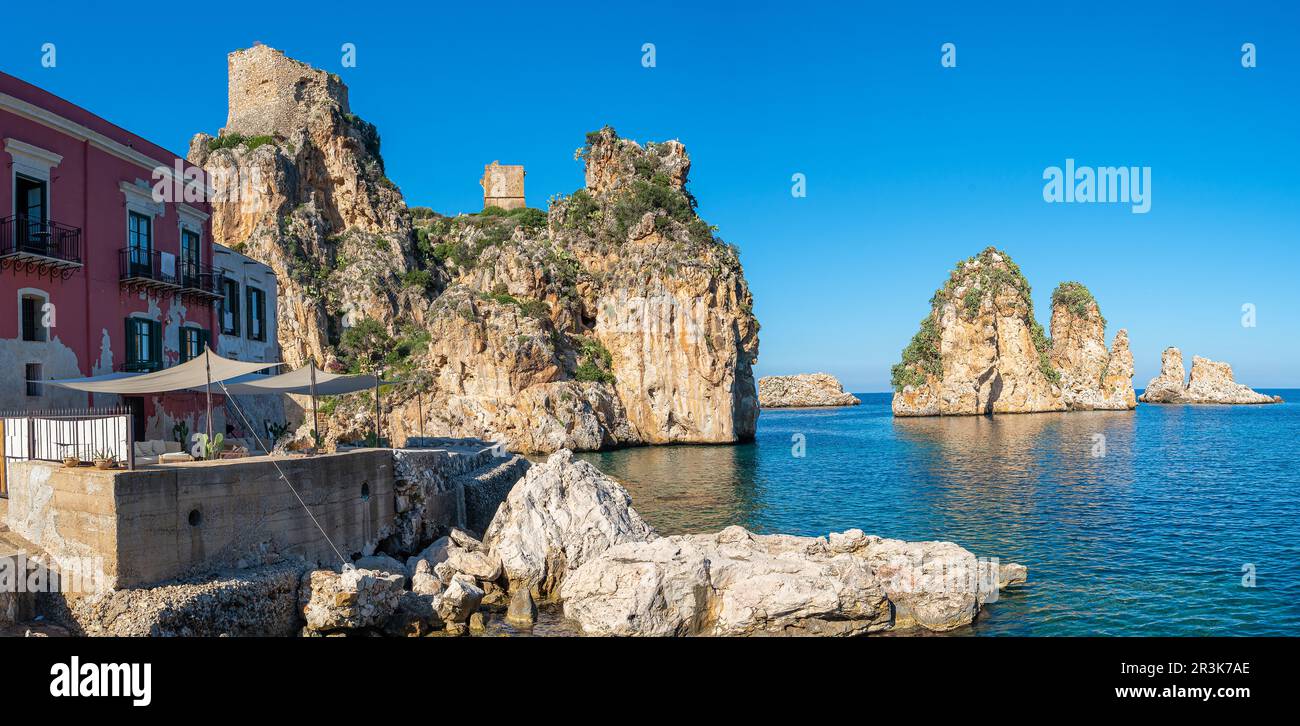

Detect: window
[246,286,266,341]
[20,292,48,342]
[16,174,48,253]
[220,278,240,335]
[125,317,162,372]
[179,326,208,363]
[181,228,201,286]
[128,211,152,274]
[25,363,43,397]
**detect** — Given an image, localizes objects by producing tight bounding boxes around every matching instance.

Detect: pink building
[0,71,231,440]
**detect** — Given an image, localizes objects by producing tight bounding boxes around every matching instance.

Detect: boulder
[832,530,1012,631]
[382,592,442,637]
[299,568,405,633]
[758,374,861,408]
[405,536,450,577]
[562,527,895,637]
[410,560,443,596]
[483,450,656,599]
[444,547,503,583]
[353,554,407,578]
[435,575,485,624]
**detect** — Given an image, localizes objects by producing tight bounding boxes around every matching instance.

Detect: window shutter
[200,328,210,354]
[150,320,163,369]
[124,318,135,365]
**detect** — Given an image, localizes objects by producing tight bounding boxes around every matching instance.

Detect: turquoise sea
[578,392,1300,636]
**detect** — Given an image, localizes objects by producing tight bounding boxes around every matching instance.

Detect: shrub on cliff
[891,316,942,391]
[1051,281,1104,324]
[575,337,616,384]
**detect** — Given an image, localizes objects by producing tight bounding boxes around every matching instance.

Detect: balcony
[179,260,226,303]
[119,248,182,293]
[0,214,83,278]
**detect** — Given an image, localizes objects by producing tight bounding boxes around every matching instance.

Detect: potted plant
[91,449,118,470]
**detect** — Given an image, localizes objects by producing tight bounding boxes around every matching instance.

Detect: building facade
[214,242,285,449]
[0,71,223,440]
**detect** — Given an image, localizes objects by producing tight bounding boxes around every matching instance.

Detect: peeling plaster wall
[0,336,86,410]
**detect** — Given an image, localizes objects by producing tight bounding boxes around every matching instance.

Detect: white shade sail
[216,366,387,396]
[47,350,280,394]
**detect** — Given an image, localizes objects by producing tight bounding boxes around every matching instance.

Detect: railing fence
[0,407,132,477]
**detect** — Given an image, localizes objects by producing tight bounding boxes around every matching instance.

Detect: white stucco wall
[213,243,284,449]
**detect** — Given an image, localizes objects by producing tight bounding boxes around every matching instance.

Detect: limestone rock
[444,547,503,583]
[1139,348,1280,404]
[353,554,407,578]
[561,525,1021,636]
[505,588,536,628]
[435,574,484,624]
[410,560,443,596]
[405,536,450,578]
[758,373,861,408]
[192,50,759,454]
[891,248,1066,416]
[382,591,442,637]
[1047,282,1136,410]
[299,567,405,633]
[482,450,657,599]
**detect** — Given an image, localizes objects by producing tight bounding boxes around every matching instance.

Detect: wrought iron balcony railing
[119,247,181,291]
[0,214,83,271]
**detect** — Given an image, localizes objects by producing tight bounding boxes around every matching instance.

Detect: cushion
[133,442,150,458]
[164,441,182,453]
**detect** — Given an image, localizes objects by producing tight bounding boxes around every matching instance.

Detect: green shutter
[150,320,163,369]
[200,328,210,355]
[124,318,135,366]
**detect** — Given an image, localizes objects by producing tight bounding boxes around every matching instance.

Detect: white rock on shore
[482,450,657,600]
[1139,348,1281,404]
[482,449,1026,636]
[758,373,861,408]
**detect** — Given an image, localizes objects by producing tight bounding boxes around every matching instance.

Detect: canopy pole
[309,360,319,454]
[417,390,424,442]
[204,348,213,450]
[373,371,381,446]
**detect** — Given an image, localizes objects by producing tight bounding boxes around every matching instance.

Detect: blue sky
[5,1,1297,389]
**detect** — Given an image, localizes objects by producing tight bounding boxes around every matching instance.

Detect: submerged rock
[505,588,537,628]
[758,373,861,408]
[482,450,657,600]
[1138,348,1280,404]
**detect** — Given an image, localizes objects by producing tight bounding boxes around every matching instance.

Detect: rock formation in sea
[188,45,759,453]
[891,248,1136,416]
[1138,348,1281,404]
[758,373,860,408]
[1046,282,1136,410]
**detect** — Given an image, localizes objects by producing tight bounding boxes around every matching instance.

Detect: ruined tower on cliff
[480,161,525,210]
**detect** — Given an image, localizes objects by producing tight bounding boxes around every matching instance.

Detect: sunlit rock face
[191,47,759,451]
[1139,348,1281,405]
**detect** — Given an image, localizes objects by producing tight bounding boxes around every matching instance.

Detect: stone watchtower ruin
[480,161,525,210]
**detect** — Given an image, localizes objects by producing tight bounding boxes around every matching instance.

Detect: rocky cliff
[891,249,1135,416]
[1138,348,1281,404]
[189,46,759,452]
[1046,282,1136,410]
[758,373,860,407]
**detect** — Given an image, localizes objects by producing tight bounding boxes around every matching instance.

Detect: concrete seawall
[2,443,530,593]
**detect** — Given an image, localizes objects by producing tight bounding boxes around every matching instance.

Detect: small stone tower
[480,161,526,210]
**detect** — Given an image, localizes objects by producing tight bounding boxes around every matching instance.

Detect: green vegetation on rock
[890,315,942,391]
[575,337,616,384]
[1051,281,1104,324]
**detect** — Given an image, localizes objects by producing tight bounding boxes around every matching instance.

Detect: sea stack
[1046,282,1136,410]
[891,247,1066,416]
[759,374,860,408]
[1138,348,1281,404]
